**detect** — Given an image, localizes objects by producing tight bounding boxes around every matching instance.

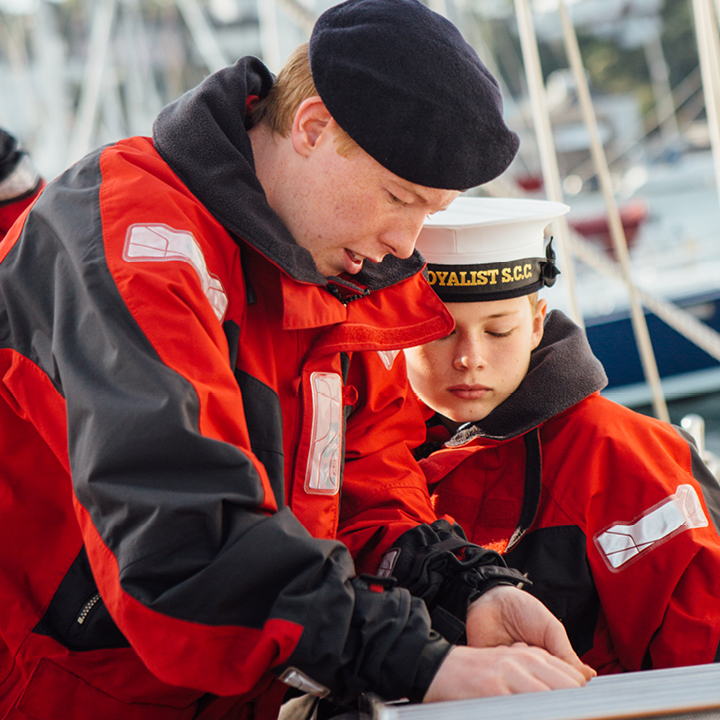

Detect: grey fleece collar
[448,310,608,444]
[152,56,424,291]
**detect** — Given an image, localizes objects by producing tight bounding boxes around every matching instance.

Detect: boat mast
[556,0,670,422]
[691,0,720,213]
[514,0,584,331]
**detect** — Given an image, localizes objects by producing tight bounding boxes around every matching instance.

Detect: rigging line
[557,0,669,422]
[275,0,316,36]
[570,231,720,364]
[692,0,720,213]
[570,67,704,183]
[175,0,229,73]
[514,0,584,329]
[67,0,117,166]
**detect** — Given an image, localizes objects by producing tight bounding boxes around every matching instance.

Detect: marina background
[2,0,720,457]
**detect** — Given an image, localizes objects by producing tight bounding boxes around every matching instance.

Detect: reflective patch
[278,667,330,697]
[123,223,228,321]
[377,349,400,370]
[377,548,401,578]
[595,485,708,570]
[305,372,342,495]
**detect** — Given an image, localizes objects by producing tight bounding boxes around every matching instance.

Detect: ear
[530,298,548,351]
[291,96,334,157]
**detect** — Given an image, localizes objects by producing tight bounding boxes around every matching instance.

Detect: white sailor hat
[416,196,570,302]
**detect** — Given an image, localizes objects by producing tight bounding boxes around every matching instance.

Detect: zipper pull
[77,592,102,625]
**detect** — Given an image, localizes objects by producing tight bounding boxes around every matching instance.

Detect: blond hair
[248,42,358,157]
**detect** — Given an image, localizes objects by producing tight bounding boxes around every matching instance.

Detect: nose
[380,215,426,259]
[453,334,487,370]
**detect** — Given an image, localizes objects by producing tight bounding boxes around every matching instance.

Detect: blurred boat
[568,197,649,257]
[544,149,720,408]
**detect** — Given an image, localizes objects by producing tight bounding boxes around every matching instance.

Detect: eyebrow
[482,312,518,320]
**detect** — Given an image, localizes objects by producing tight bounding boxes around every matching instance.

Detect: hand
[465,585,595,681]
[424,643,590,701]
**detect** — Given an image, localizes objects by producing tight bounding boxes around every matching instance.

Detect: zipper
[76,592,102,625]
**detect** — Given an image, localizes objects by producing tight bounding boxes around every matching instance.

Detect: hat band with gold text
[425,257,544,302]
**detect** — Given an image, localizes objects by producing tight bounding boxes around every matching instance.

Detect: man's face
[404,296,546,426]
[280,122,459,277]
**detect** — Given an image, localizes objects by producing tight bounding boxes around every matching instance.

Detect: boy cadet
[0,1,593,719]
[402,196,720,674]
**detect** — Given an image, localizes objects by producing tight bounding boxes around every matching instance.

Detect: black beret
[309,0,520,190]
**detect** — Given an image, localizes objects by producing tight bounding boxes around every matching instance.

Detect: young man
[0,127,44,240]
[0,2,592,719]
[404,195,720,674]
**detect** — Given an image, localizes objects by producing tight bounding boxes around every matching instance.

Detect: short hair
[247,42,358,158]
[528,292,539,309]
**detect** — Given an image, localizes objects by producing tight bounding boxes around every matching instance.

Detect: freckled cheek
[496,340,526,366]
[331,195,376,229]
[427,348,454,388]
[500,342,532,391]
[406,350,438,392]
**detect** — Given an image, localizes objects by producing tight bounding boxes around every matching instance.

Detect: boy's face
[265,100,459,278]
[404,296,547,426]
[291,131,458,277]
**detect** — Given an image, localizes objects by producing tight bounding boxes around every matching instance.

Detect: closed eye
[487,329,513,338]
[387,191,407,205]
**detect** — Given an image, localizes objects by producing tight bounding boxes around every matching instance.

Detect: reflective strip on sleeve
[595,484,708,570]
[377,548,401,578]
[278,668,330,697]
[123,223,228,321]
[304,372,343,496]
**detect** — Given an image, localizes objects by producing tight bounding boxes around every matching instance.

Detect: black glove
[379,520,529,642]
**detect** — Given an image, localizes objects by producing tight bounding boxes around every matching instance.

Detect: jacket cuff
[465,567,531,607]
[382,520,531,634]
[274,574,446,706]
[407,631,454,703]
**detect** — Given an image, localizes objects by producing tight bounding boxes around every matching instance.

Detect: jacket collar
[280,268,454,351]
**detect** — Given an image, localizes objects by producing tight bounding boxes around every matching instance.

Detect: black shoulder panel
[505,525,599,657]
[233,367,285,509]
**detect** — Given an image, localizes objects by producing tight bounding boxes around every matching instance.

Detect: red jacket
[422,312,720,673]
[0,59,467,720]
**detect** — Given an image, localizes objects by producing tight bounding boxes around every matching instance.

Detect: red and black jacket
[0,58,519,720]
[422,311,720,673]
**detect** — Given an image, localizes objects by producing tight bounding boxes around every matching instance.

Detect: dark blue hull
[586,289,720,393]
